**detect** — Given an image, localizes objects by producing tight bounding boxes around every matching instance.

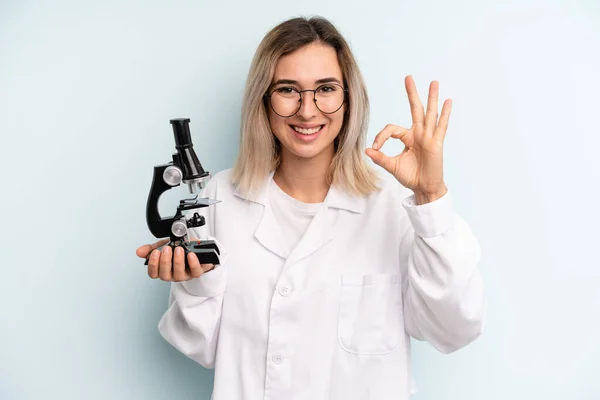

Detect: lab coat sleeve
[157,176,227,369]
[399,189,486,354]
[158,261,227,368]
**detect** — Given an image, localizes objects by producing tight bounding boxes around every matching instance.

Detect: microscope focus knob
[171,218,188,237]
[163,166,183,186]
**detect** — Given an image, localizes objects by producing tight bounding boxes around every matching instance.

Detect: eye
[274,86,296,94]
[317,85,336,93]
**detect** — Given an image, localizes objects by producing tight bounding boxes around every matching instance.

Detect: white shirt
[269,178,322,253]
[158,168,486,400]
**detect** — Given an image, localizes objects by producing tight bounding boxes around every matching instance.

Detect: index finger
[372,124,409,150]
[136,238,170,259]
[405,75,424,126]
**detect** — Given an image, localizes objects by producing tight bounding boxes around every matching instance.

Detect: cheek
[330,107,346,130]
[267,109,282,131]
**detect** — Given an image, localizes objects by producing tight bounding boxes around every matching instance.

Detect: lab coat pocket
[338,273,403,355]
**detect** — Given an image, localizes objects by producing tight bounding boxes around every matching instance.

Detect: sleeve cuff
[401,189,455,238]
[181,263,227,298]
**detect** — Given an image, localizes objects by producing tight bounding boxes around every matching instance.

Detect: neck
[273,146,334,203]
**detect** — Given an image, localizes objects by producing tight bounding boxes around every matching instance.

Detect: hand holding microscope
[144,118,221,271]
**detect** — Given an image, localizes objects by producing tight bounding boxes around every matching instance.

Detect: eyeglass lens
[269,83,345,117]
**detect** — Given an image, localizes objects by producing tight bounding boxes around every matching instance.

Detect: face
[267,42,346,162]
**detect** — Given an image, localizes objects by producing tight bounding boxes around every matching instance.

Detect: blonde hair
[231,16,380,197]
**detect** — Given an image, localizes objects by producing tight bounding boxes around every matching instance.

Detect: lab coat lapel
[233,171,367,263]
[285,202,335,267]
[254,200,290,259]
[286,183,366,267]
[234,170,289,260]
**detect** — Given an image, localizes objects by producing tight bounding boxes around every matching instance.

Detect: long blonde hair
[231,16,380,197]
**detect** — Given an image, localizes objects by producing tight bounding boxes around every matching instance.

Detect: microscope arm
[146,163,176,239]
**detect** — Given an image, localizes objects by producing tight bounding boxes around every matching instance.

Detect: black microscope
[144,118,221,269]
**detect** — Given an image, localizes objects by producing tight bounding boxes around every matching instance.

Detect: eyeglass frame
[264,82,348,118]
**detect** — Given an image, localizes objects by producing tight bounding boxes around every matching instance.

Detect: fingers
[136,238,169,259]
[434,99,452,140]
[372,124,409,150]
[365,147,396,175]
[145,242,215,282]
[405,75,424,127]
[188,253,205,278]
[405,76,451,139]
[147,249,161,279]
[158,246,173,281]
[425,81,439,133]
[172,246,187,282]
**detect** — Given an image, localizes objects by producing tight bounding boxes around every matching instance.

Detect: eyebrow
[271,77,342,86]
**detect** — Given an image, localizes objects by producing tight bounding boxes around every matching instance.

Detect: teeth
[292,125,322,135]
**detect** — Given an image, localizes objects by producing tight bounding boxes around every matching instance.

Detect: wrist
[413,185,448,205]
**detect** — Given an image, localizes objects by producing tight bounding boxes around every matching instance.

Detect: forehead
[273,43,343,84]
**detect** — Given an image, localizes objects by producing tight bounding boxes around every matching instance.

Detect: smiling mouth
[290,125,324,135]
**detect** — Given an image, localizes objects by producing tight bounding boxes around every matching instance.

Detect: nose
[296,91,318,119]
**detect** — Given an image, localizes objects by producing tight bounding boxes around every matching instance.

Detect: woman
[136,16,486,400]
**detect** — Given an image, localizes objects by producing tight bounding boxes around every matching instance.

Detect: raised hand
[365,75,451,204]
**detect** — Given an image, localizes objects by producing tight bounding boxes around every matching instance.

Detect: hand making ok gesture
[366,75,451,204]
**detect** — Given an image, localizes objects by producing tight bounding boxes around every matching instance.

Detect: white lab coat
[158,168,486,400]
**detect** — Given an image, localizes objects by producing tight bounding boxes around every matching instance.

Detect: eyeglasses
[265,83,347,118]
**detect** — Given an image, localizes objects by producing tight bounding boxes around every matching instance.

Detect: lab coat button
[277,284,293,297]
[272,352,284,364]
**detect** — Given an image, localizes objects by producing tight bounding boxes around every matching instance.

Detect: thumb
[136,245,152,258]
[365,148,395,174]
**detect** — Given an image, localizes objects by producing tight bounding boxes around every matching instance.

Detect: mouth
[289,124,325,142]
[290,125,324,135]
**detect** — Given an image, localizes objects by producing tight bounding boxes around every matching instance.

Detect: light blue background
[1,1,599,399]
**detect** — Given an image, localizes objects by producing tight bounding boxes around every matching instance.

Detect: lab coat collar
[233,170,367,264]
[233,170,366,214]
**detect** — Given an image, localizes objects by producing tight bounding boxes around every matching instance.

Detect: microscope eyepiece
[170,118,193,148]
[169,118,210,191]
